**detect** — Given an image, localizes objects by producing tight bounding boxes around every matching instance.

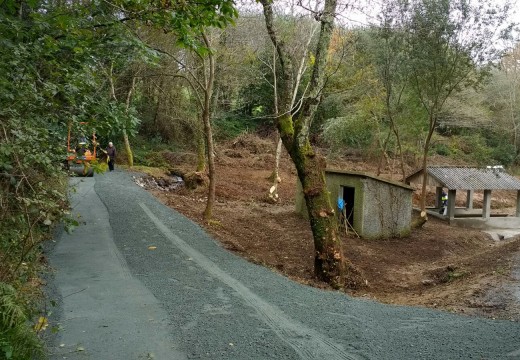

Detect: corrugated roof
[326,169,413,190]
[408,166,520,190]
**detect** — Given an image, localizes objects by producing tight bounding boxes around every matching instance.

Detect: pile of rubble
[134,175,184,191]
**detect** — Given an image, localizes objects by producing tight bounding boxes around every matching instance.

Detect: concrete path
[48,177,184,359]
[46,172,520,360]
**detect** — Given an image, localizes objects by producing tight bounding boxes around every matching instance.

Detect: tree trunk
[392,122,407,182]
[269,45,281,201]
[261,0,345,287]
[196,130,206,172]
[419,114,436,219]
[268,136,283,202]
[376,130,392,176]
[202,32,216,221]
[122,130,133,167]
[123,76,137,168]
[279,114,345,287]
[202,109,215,221]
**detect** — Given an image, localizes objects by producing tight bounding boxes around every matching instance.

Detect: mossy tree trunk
[122,130,134,167]
[196,130,206,172]
[123,76,137,168]
[201,32,216,221]
[260,0,345,287]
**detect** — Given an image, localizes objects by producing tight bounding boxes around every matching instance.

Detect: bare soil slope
[138,134,520,320]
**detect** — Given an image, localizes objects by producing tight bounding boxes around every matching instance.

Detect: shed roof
[326,169,413,191]
[405,166,520,190]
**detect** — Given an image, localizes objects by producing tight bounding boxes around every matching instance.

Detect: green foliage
[431,130,517,167]
[213,115,260,140]
[0,0,238,355]
[134,150,171,168]
[313,94,347,134]
[128,136,173,167]
[0,284,43,360]
[483,131,517,166]
[322,115,375,151]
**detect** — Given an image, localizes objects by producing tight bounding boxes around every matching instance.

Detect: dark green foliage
[0,0,238,356]
[131,137,173,168]
[213,114,262,140]
[483,131,517,166]
[431,129,517,166]
[0,284,43,360]
[322,116,375,151]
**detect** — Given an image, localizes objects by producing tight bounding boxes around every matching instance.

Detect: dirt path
[45,172,520,359]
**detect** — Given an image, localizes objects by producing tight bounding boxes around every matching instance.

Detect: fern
[0,283,43,360]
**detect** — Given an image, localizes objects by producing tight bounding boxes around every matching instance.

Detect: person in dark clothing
[439,190,448,215]
[106,142,116,171]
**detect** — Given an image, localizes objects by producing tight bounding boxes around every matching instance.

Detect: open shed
[405,166,520,223]
[296,170,413,238]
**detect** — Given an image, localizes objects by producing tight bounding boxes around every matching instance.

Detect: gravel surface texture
[46,171,520,359]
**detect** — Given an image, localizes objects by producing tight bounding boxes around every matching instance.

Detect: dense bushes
[0,2,139,356]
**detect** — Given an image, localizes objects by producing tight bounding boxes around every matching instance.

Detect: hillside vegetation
[1,0,519,356]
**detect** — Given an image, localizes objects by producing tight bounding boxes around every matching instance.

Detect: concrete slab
[450,217,520,230]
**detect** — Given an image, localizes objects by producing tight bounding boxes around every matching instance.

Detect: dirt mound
[228,133,276,155]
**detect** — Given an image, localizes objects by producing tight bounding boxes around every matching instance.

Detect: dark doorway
[342,186,355,227]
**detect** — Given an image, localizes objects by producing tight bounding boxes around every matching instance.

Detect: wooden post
[482,189,491,219]
[516,190,520,217]
[448,189,456,221]
[436,187,443,209]
[466,190,474,209]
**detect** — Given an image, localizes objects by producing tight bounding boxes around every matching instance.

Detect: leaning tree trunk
[280,114,345,287]
[261,0,345,287]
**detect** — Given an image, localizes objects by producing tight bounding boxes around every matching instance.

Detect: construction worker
[440,191,448,214]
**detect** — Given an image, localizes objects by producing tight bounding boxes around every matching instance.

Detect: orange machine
[66,122,97,177]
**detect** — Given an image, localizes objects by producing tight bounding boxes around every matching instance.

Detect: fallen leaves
[34,316,48,332]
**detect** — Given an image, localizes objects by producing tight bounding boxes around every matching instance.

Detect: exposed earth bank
[132,134,520,321]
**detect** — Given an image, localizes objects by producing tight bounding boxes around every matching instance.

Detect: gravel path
[46,171,520,359]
